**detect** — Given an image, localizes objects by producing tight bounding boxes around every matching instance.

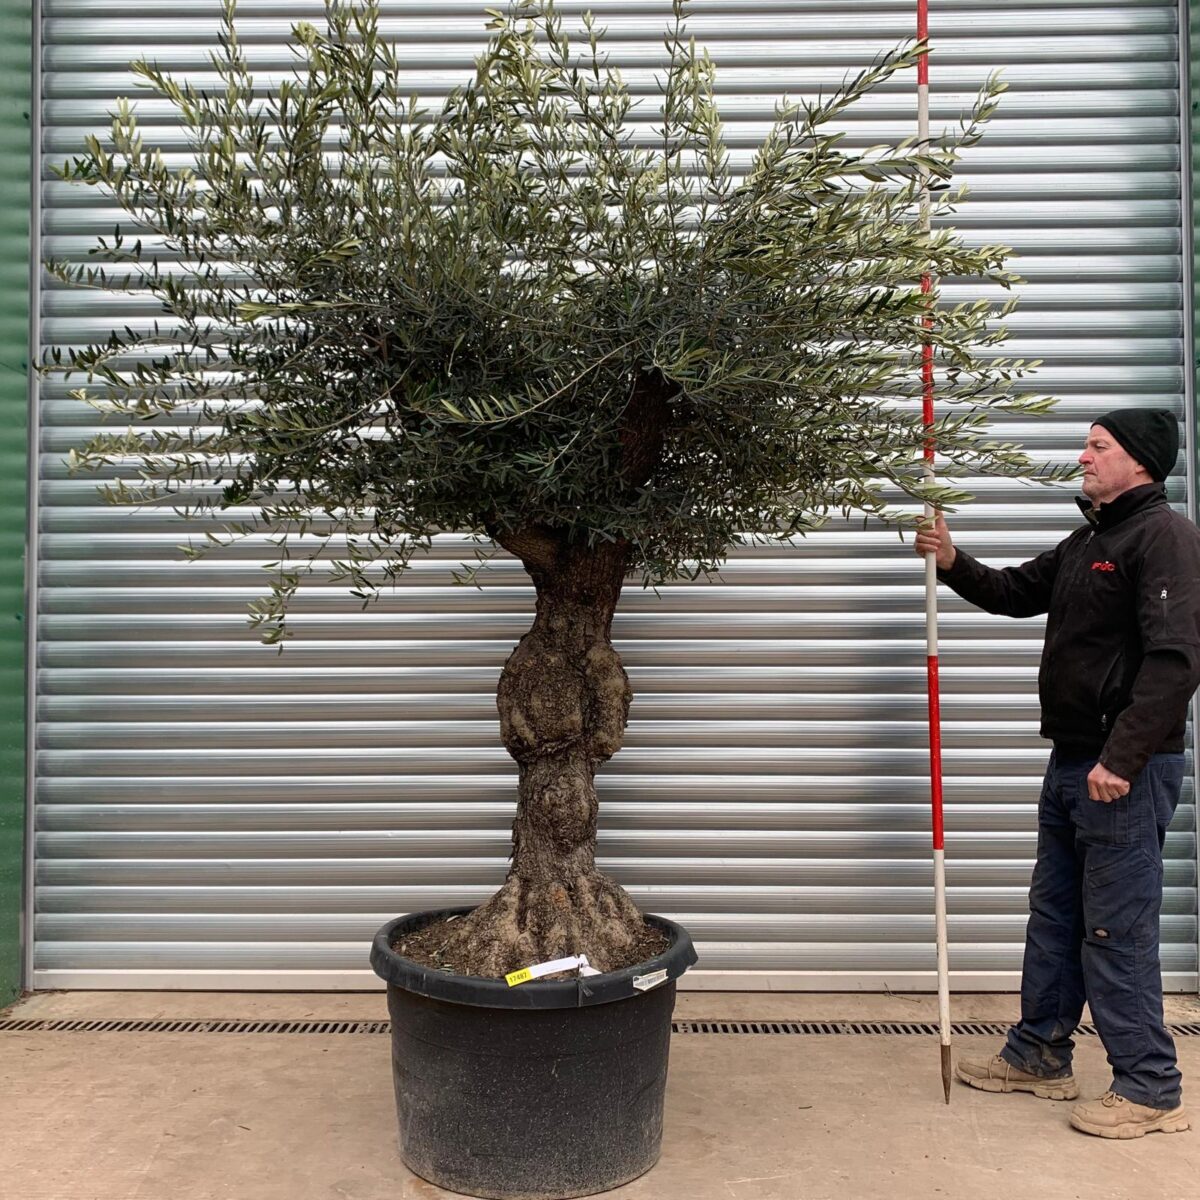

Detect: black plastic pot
[370,907,697,1200]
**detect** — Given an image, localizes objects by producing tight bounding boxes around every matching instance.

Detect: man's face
[1078,425,1151,504]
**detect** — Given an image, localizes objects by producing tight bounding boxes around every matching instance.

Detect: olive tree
[49,0,1065,975]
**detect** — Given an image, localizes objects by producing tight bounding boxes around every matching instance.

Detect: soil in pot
[395,914,670,978]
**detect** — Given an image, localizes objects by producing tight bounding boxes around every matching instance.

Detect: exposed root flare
[435,871,646,978]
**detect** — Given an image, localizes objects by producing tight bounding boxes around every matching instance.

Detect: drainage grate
[0,1018,393,1035]
[2,1017,1200,1037]
[673,1020,1054,1037]
[678,1020,1200,1037]
[671,1020,1029,1037]
[674,1021,1199,1037]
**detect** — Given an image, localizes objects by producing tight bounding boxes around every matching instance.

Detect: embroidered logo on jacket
[1091,561,1116,572]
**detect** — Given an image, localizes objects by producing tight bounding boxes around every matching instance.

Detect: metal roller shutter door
[30,0,1197,989]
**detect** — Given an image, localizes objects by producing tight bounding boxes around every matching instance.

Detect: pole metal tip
[941,1042,953,1104]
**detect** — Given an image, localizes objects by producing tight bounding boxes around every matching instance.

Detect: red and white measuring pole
[917,0,953,1104]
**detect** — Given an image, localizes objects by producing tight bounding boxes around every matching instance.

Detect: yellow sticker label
[505,968,533,987]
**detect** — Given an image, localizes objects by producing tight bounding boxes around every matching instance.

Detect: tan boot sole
[955,1067,1079,1101]
[1069,1109,1190,1139]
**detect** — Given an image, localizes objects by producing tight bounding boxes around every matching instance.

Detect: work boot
[955,1051,1079,1100]
[1069,1092,1190,1139]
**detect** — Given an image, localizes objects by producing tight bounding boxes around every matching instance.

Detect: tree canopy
[50,0,1066,642]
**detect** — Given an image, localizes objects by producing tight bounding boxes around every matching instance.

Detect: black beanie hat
[1093,408,1179,482]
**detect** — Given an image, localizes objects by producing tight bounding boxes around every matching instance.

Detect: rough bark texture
[433,371,676,977]
[434,537,646,976]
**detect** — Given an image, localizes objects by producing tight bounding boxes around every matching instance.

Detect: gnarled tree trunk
[435,536,646,976]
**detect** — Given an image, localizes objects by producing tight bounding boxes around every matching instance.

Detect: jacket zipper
[1045,531,1094,680]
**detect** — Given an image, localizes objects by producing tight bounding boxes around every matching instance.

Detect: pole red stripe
[927,655,944,850]
[922,277,934,458]
[917,0,928,83]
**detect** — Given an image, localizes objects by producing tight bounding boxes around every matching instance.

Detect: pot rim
[370,907,697,1009]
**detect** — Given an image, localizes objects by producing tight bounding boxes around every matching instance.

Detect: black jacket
[938,482,1200,779]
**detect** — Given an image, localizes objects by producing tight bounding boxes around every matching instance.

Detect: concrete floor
[5,991,1200,1200]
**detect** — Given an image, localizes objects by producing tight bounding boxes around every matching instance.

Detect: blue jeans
[1001,750,1185,1109]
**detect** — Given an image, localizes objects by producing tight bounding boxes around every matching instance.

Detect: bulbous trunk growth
[436,539,648,977]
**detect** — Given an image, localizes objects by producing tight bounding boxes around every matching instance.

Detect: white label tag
[527,955,585,979]
[506,954,601,986]
[633,969,669,992]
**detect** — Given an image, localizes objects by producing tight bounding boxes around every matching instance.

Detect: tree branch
[619,369,676,490]
[486,519,563,576]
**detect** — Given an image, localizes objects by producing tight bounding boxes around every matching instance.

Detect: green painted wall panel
[0,0,29,1008]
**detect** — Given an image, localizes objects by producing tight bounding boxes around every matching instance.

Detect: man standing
[914,408,1200,1138]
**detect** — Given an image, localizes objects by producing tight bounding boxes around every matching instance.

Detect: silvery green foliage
[49,0,1068,643]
